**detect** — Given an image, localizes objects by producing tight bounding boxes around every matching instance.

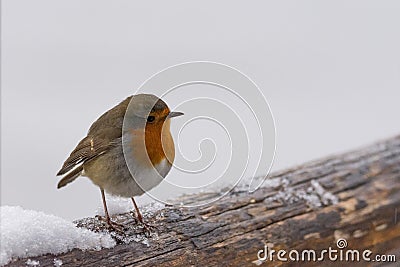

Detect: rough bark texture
[7,136,400,267]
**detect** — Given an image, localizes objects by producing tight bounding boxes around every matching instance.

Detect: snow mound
[0,206,116,266]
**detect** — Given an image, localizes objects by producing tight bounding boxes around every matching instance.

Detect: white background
[2,0,400,220]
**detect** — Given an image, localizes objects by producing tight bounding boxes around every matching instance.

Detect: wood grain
[7,136,400,266]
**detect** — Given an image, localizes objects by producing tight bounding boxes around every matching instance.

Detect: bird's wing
[57,96,133,176]
[56,134,118,176]
[88,96,132,135]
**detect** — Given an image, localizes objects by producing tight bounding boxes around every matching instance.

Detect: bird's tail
[57,165,83,189]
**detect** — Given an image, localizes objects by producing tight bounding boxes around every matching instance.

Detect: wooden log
[7,136,400,266]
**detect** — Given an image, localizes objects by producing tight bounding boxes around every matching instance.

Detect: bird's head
[126,94,183,165]
[126,94,184,130]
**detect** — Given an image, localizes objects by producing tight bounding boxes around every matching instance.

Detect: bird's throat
[144,120,175,166]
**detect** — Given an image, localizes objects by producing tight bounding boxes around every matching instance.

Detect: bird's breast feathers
[121,130,173,192]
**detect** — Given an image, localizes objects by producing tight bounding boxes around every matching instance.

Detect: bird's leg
[97,188,125,232]
[131,197,144,223]
[131,197,156,234]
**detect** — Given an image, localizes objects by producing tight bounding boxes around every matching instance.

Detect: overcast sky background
[2,0,400,220]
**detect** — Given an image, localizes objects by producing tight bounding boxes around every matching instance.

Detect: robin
[56,94,183,231]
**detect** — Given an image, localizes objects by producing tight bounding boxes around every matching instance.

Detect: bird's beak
[167,111,184,118]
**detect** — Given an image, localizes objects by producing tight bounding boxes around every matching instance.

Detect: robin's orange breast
[146,118,175,166]
[129,118,175,168]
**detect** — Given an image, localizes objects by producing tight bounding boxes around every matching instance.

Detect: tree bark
[7,136,400,266]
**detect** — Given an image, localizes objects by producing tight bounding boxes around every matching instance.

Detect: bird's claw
[130,213,156,236]
[96,215,126,234]
[140,221,157,237]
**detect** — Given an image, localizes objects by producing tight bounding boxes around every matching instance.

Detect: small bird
[56,94,183,231]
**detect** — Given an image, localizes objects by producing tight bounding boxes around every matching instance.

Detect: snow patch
[235,176,283,193]
[53,258,63,266]
[0,206,116,266]
[267,179,338,208]
[25,259,40,266]
[310,180,338,206]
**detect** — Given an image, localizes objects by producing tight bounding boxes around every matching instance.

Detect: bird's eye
[147,116,155,123]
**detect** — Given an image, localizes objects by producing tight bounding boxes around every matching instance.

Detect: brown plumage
[57,96,132,181]
[56,94,183,231]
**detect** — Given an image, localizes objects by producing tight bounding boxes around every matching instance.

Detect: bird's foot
[96,215,126,234]
[130,212,156,236]
[141,221,157,237]
[107,220,126,234]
